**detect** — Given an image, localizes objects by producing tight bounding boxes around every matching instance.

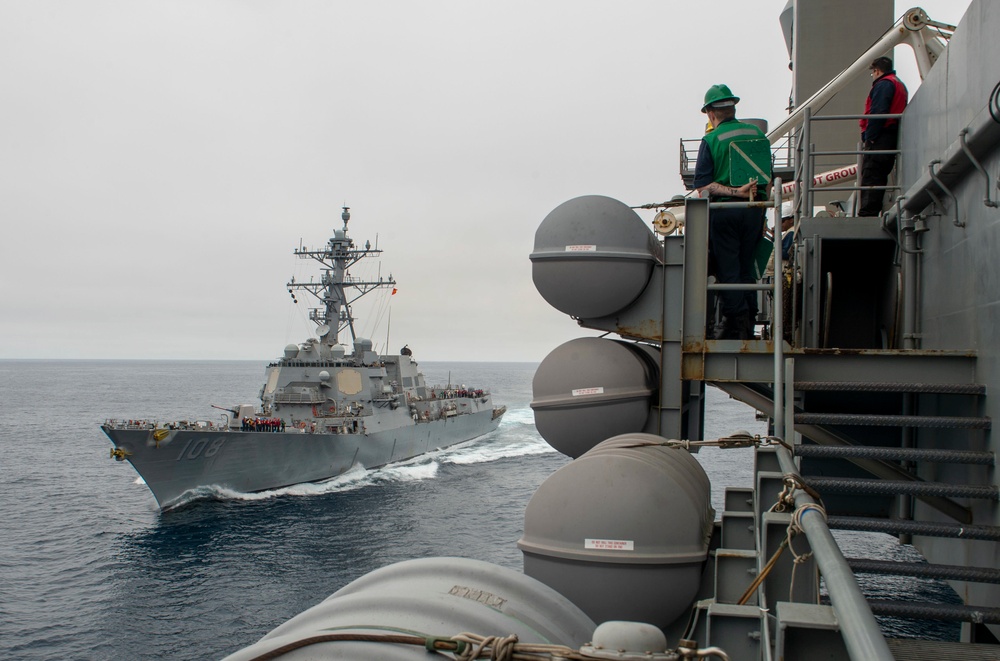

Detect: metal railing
[683,185,895,659]
[798,107,903,216]
[700,181,786,436]
[680,138,796,191]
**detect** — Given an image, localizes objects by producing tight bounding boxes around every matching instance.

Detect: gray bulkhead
[895,0,1000,632]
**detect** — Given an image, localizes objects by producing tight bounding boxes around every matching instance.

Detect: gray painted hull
[103,409,502,509]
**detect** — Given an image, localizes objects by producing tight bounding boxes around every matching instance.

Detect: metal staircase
[531,191,997,653]
[667,187,998,651]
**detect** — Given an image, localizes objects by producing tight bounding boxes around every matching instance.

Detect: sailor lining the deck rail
[241,417,285,432]
[858,56,908,217]
[693,83,769,340]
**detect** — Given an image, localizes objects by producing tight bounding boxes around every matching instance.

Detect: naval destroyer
[103,207,505,510]
[226,2,1000,659]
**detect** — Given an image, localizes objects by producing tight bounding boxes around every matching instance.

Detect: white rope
[787,503,826,602]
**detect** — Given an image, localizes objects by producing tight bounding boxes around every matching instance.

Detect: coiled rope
[241,627,732,660]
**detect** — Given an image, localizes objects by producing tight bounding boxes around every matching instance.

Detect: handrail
[799,108,903,214]
[772,181,784,438]
[773,445,895,660]
[703,184,786,439]
[806,112,904,122]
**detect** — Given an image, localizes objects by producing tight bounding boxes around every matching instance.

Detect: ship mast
[287,206,396,347]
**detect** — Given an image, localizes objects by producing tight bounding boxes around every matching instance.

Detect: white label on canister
[571,386,604,396]
[585,538,635,551]
[565,244,597,252]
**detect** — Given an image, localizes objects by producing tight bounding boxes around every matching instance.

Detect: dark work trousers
[859,129,899,216]
[709,205,766,321]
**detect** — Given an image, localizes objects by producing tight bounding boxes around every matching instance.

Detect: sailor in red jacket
[858,56,908,216]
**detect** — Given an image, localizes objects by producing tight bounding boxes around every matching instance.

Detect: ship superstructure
[103,208,505,509]
[224,2,1000,659]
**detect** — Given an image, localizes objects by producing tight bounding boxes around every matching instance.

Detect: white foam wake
[499,407,535,427]
[159,409,554,508]
[166,462,443,508]
[444,436,554,465]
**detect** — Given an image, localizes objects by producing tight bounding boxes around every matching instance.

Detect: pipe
[784,358,796,457]
[890,106,1000,220]
[791,152,802,346]
[773,181,784,439]
[682,198,710,350]
[801,109,813,215]
[774,446,895,661]
[901,213,919,349]
[959,127,999,208]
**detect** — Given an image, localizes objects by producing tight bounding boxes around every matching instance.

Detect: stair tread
[795,412,991,429]
[794,445,995,465]
[795,381,986,395]
[887,638,1000,661]
[804,476,998,499]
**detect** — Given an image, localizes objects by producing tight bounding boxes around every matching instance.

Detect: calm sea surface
[0,359,956,659]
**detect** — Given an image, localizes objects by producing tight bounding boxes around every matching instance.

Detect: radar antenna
[286,207,396,346]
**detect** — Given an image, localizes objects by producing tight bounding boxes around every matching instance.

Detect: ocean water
[0,359,957,659]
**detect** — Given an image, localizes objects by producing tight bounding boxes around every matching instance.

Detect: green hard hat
[701,84,740,113]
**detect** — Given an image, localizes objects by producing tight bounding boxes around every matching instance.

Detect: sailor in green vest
[693,84,768,340]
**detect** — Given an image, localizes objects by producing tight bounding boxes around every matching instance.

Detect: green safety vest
[703,118,767,186]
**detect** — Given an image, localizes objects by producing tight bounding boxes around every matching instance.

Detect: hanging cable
[989,79,1000,124]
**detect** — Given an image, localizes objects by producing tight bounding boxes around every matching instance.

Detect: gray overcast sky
[0,1,970,362]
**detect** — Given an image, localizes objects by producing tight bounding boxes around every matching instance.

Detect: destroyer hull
[103,409,502,509]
